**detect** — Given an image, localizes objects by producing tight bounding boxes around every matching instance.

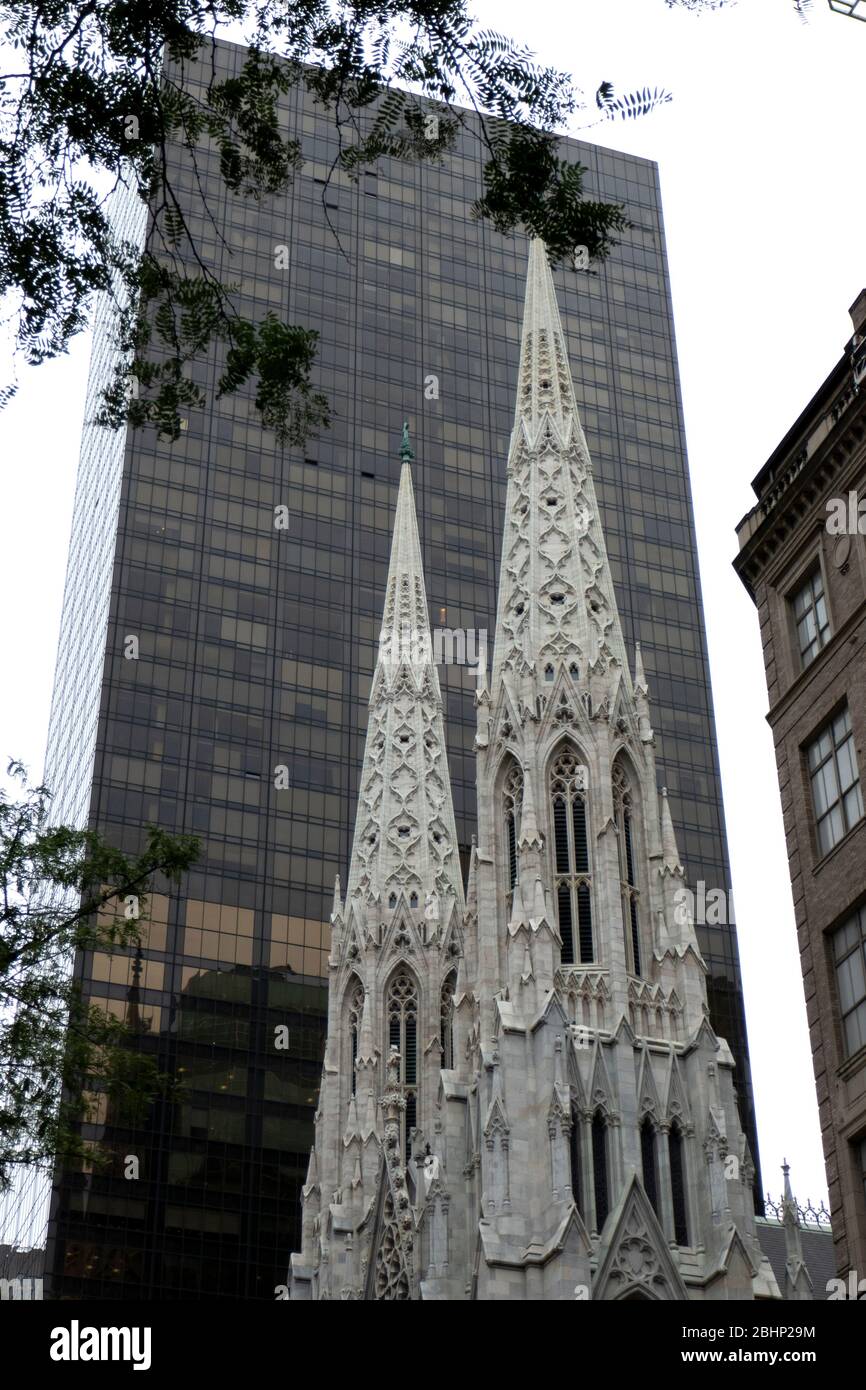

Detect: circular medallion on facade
[833,534,851,568]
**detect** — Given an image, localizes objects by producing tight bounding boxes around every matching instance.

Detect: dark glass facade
[42,38,759,1298]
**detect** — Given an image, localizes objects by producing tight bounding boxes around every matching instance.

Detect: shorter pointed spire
[465,835,478,912]
[304,1145,320,1194]
[344,1094,360,1142]
[781,1160,808,1281]
[356,990,376,1067]
[554,1035,565,1088]
[518,763,543,849]
[782,1158,794,1206]
[509,875,528,931]
[362,1085,378,1140]
[660,788,683,874]
[531,873,548,923]
[331,874,343,921]
[521,938,534,984]
[475,637,489,702]
[634,643,648,694]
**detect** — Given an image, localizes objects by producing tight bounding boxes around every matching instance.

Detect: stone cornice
[735,393,866,599]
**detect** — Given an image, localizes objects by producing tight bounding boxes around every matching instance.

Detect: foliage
[0,759,199,1188]
[0,1,669,442]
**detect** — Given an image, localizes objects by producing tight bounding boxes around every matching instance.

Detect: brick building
[735,289,866,1283]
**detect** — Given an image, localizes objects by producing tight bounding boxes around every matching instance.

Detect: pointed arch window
[440,972,456,1070]
[669,1123,689,1246]
[640,1117,658,1215]
[503,763,523,901]
[347,980,365,1098]
[550,747,593,965]
[386,971,419,1160]
[592,1111,609,1231]
[613,763,642,978]
[569,1103,583,1215]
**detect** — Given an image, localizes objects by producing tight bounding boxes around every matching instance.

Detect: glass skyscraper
[38,37,759,1298]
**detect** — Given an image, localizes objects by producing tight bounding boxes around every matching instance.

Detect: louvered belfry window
[550,748,593,965]
[387,971,419,1159]
[613,762,642,978]
[503,762,523,899]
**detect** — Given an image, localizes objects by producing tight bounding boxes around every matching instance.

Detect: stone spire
[490,238,630,700]
[633,642,647,694]
[290,249,791,1305]
[344,437,465,917]
[781,1160,813,1300]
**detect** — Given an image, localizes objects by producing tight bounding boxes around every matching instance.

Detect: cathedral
[287,240,811,1301]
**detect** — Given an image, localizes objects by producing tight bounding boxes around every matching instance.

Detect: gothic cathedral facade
[288,241,805,1301]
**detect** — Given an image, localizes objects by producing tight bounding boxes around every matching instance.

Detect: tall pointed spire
[344,430,464,915]
[512,238,580,437]
[491,240,629,699]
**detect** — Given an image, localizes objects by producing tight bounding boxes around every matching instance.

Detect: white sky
[1,0,863,1208]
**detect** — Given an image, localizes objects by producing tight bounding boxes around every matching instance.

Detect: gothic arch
[342,973,366,1100]
[542,730,592,789]
[440,968,457,1070]
[383,965,420,1159]
[496,755,524,903]
[546,738,594,966]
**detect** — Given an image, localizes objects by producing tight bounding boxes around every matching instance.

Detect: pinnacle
[660,787,683,875]
[343,431,465,914]
[514,238,579,434]
[491,238,629,699]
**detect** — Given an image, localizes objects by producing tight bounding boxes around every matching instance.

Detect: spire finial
[400,419,414,463]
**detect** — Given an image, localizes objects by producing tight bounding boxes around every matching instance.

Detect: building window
[640,1117,658,1215]
[808,705,863,855]
[592,1111,609,1231]
[792,566,830,668]
[857,1136,866,1214]
[550,747,593,965]
[347,979,364,1097]
[569,1104,582,1215]
[613,762,642,976]
[669,1123,689,1246]
[440,972,456,1069]
[503,762,523,899]
[832,904,866,1058]
[386,971,418,1158]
